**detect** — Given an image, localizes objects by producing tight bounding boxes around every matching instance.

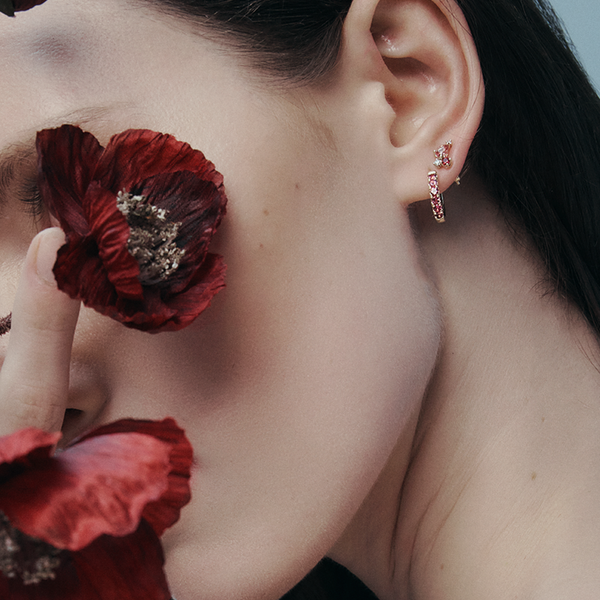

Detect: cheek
[121,99,443,595]
[163,306,439,600]
[153,199,442,598]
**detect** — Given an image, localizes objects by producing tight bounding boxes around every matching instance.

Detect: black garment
[170,558,379,600]
[281,558,380,600]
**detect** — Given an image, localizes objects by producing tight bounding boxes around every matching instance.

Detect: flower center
[117,190,186,286]
[0,512,63,585]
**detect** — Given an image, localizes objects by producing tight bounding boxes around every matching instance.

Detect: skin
[2,0,600,598]
[0,0,440,598]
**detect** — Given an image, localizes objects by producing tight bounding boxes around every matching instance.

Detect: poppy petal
[0,429,60,484]
[54,238,151,325]
[53,237,117,308]
[84,183,143,300]
[95,130,223,195]
[13,0,47,11]
[0,521,171,600]
[37,126,104,237]
[0,433,172,550]
[70,522,172,600]
[154,254,226,332]
[76,419,193,535]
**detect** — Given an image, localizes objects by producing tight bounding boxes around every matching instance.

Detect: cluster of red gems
[427,171,445,223]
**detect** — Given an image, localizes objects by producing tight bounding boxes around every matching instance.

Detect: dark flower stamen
[0,512,62,585]
[116,191,185,286]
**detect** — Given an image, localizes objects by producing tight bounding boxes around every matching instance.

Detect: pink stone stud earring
[433,140,453,169]
[428,171,445,223]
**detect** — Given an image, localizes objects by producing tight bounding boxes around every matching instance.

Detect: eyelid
[17,173,45,219]
[0,144,38,208]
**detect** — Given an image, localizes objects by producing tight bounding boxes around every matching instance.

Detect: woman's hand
[0,227,80,436]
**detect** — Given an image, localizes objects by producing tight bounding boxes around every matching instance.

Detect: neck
[331,176,600,600]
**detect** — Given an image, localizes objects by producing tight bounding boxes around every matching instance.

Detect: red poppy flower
[37,125,227,333]
[0,418,193,599]
[0,0,46,17]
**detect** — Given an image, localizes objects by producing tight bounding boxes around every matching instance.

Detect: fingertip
[0,229,81,434]
[30,227,66,288]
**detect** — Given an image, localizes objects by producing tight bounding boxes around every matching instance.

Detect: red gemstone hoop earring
[428,171,445,223]
[428,140,453,222]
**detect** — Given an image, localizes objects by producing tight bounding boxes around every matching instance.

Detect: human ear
[342,0,484,205]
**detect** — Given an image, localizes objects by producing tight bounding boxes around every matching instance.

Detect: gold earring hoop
[428,171,445,223]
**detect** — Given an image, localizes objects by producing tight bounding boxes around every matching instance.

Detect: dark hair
[148,0,600,596]
[459,0,600,338]
[144,0,351,83]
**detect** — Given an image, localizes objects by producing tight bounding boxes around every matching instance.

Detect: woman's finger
[0,227,80,436]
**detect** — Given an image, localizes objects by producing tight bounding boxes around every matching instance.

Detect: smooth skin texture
[0,0,441,598]
[1,0,600,599]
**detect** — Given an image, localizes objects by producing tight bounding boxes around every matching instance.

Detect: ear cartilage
[428,171,446,223]
[433,140,453,169]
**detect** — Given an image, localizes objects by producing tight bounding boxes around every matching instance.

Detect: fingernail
[34,228,65,287]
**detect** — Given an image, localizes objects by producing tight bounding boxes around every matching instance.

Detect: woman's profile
[0,0,599,598]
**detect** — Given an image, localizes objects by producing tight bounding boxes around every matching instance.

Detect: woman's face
[0,1,440,597]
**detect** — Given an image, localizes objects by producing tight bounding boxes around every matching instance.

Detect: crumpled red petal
[37,126,103,237]
[1,0,47,16]
[76,418,193,536]
[36,125,228,333]
[94,129,224,196]
[85,183,143,300]
[0,432,170,550]
[0,418,192,549]
[0,521,171,600]
[13,0,47,11]
[0,428,60,483]
[0,419,191,600]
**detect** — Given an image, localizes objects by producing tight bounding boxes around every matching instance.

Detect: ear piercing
[433,141,452,169]
[428,140,452,223]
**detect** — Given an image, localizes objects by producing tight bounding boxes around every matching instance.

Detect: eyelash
[17,174,45,219]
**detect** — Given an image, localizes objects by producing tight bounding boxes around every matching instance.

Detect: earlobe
[343,0,484,207]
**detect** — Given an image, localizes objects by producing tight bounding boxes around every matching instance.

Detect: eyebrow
[0,104,125,206]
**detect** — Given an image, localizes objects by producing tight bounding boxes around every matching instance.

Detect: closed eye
[16,173,46,220]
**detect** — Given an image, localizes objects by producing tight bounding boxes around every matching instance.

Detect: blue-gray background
[550,0,599,90]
